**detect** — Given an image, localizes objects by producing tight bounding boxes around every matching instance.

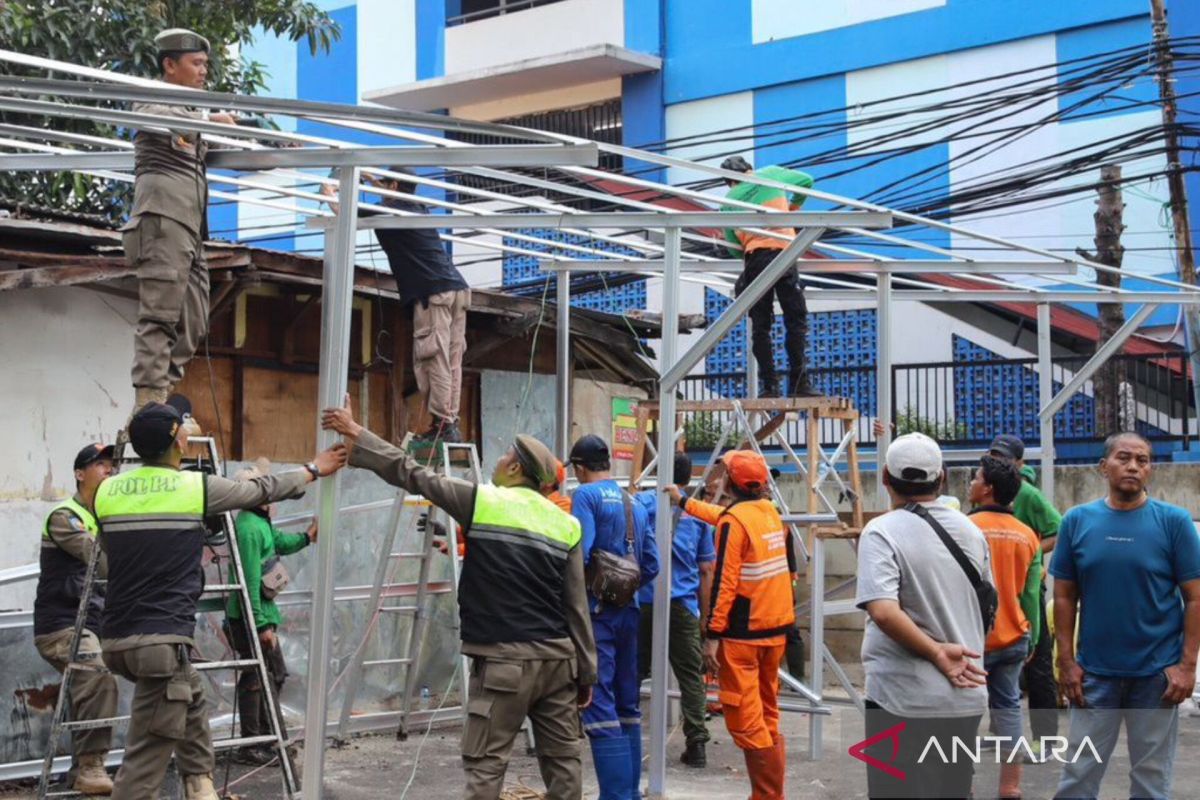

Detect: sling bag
[903,502,997,633]
[259,555,290,601]
[585,491,641,607]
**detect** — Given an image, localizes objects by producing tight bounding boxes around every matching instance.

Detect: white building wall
[445,0,625,74]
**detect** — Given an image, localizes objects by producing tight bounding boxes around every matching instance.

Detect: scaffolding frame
[5,53,1200,800]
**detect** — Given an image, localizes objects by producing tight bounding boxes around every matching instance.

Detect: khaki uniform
[35,498,120,760]
[413,288,470,422]
[350,430,597,800]
[98,467,310,799]
[123,102,210,393]
[35,628,119,759]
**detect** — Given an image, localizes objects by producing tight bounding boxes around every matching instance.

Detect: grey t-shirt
[855,502,990,717]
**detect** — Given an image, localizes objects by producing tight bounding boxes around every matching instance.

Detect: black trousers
[734,248,808,390]
[1024,580,1059,739]
[227,621,287,740]
[863,700,981,800]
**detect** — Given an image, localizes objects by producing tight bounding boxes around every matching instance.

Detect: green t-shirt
[225,508,309,630]
[1012,465,1062,540]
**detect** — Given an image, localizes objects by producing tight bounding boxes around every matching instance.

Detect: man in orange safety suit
[665,449,795,799]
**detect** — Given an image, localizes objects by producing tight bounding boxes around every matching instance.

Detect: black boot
[759,371,781,398]
[787,367,823,398]
[681,741,707,768]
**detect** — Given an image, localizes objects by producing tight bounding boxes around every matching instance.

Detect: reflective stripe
[469,528,571,560]
[99,513,207,525]
[739,564,789,582]
[42,497,97,540]
[583,720,623,732]
[739,556,789,578]
[618,716,641,725]
[101,519,204,533]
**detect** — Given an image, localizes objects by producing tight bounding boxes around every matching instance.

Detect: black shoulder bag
[585,491,641,608]
[903,502,997,633]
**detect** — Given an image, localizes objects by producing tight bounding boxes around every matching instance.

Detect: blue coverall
[572,479,659,800]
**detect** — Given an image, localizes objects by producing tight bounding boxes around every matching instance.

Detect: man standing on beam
[720,156,818,398]
[122,29,236,418]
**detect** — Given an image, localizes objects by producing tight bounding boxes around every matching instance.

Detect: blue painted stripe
[664,0,1148,104]
[416,0,445,81]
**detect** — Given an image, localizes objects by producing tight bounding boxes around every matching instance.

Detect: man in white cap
[854,433,991,799]
[122,28,236,418]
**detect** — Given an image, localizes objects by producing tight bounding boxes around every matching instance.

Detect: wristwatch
[304,462,320,480]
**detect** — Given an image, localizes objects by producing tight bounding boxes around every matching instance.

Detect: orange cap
[720,450,769,493]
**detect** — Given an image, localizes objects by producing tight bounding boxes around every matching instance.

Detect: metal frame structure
[5,51,1200,799]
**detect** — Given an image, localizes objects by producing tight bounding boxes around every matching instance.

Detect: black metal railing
[677,352,1194,453]
[448,0,569,28]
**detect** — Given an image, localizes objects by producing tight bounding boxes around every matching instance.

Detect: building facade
[226,0,1200,446]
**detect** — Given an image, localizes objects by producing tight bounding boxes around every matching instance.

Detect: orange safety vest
[686,497,797,642]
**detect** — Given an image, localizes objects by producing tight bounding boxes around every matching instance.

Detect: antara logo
[848,722,907,779]
[848,723,1103,776]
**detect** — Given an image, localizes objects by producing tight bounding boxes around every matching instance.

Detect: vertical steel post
[1037,303,1056,501]
[747,349,759,400]
[302,165,360,799]
[556,270,571,460]
[808,535,826,759]
[647,227,681,799]
[875,274,893,499]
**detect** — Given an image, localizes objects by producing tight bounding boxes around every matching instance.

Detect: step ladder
[37,435,299,799]
[333,440,479,742]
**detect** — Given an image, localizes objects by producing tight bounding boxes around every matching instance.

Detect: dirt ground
[16,700,1200,799]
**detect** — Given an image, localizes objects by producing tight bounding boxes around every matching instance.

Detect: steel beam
[647,227,682,800]
[556,270,571,460]
[661,228,826,390]
[1039,303,1160,422]
[302,166,361,798]
[336,211,891,231]
[877,273,894,499]
[909,290,1199,304]
[0,144,601,171]
[538,259,1078,274]
[1037,304,1056,500]
[0,70,565,141]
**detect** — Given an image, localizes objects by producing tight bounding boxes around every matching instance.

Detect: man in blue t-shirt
[1050,432,1200,800]
[570,435,659,799]
[635,452,716,768]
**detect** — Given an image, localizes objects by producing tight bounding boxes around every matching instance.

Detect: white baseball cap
[885,432,943,483]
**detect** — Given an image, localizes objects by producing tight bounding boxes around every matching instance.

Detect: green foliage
[894,405,966,442]
[0,0,341,221]
[683,412,726,451]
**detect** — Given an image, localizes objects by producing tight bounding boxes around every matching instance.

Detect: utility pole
[1077,165,1126,436]
[1150,0,1200,414]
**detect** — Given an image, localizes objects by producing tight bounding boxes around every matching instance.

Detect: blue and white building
[225,0,1200,452]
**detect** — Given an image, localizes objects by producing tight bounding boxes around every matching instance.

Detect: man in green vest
[34,443,120,795]
[321,402,597,800]
[95,403,347,800]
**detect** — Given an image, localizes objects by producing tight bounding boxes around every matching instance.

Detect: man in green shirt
[989,434,1063,750]
[224,460,317,765]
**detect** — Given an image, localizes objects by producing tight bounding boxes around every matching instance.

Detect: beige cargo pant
[413,288,470,422]
[103,643,213,800]
[122,213,210,392]
[462,655,583,800]
[34,628,119,758]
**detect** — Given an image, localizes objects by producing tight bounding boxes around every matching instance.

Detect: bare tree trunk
[1077,165,1126,436]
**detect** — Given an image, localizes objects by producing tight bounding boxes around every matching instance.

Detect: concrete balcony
[364,0,659,116]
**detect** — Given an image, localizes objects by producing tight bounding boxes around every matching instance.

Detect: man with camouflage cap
[322,403,597,800]
[122,28,236,417]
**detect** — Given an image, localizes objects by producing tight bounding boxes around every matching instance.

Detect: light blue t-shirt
[1049,498,1200,677]
[634,491,716,617]
[571,480,659,611]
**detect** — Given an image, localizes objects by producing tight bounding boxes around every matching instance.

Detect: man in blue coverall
[636,452,715,768]
[570,434,659,800]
